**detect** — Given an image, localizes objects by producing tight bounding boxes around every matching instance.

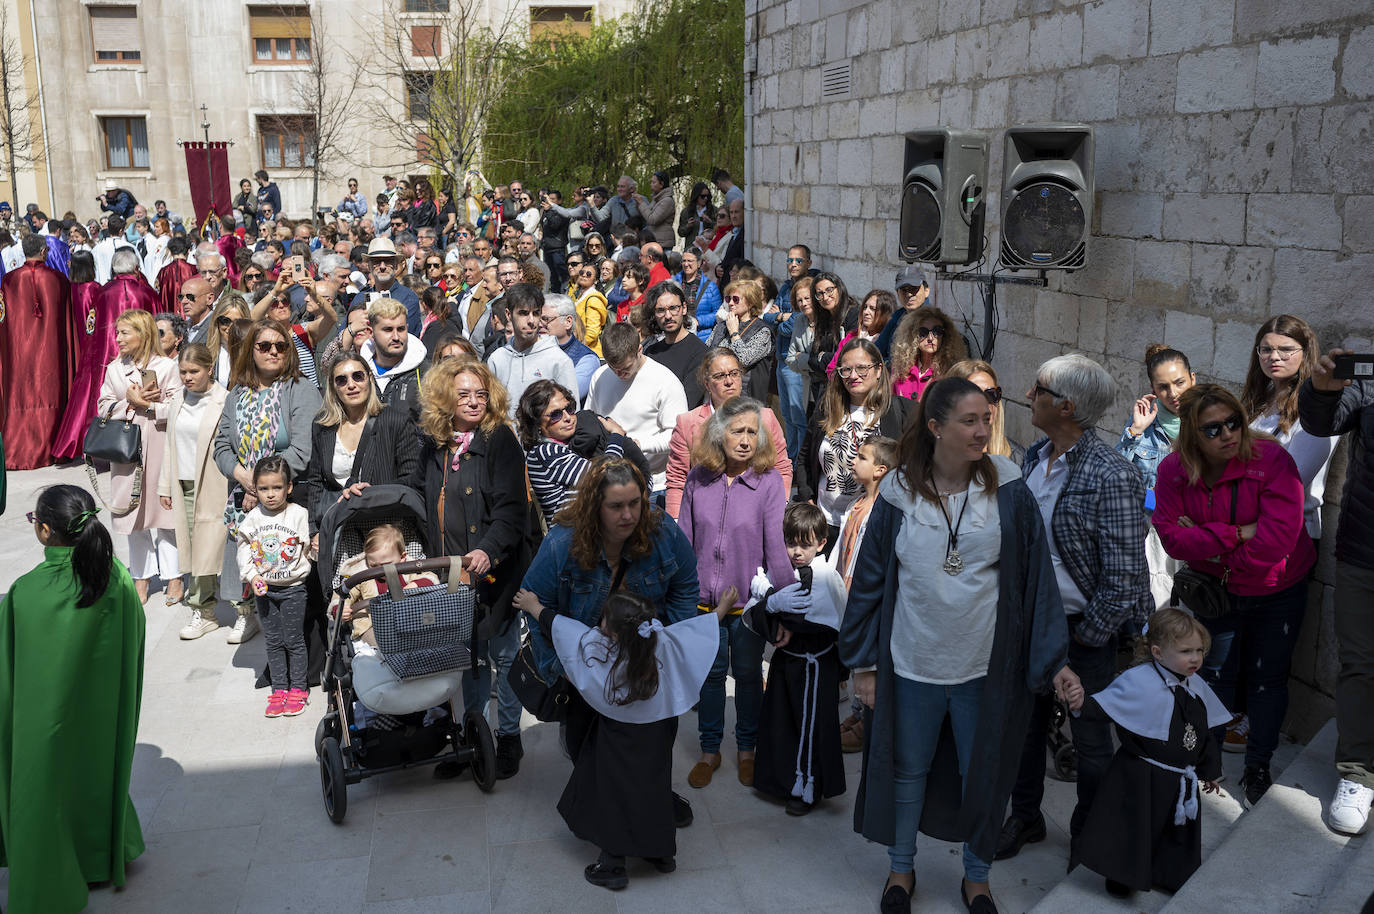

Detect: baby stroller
[313,484,496,823]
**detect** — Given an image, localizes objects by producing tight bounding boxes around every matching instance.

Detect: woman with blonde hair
[705,280,775,399]
[890,305,967,401]
[158,342,229,638]
[410,357,530,779]
[208,296,250,386]
[946,358,1015,459]
[97,308,183,603]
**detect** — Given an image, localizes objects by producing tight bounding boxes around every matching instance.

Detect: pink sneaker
[265,690,288,718]
[283,688,309,717]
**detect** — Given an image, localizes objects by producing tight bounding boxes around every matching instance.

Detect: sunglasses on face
[243,272,263,281]
[178,292,199,301]
[725,295,745,304]
[543,406,572,423]
[333,369,367,387]
[426,261,442,268]
[916,326,946,340]
[255,340,289,354]
[1200,415,1243,439]
[786,257,806,264]
[1032,382,1063,400]
[981,386,1003,404]
[581,270,596,279]
[215,316,233,326]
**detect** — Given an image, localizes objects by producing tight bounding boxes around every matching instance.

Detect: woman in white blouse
[96,309,183,604]
[158,342,229,639]
[840,378,1077,914]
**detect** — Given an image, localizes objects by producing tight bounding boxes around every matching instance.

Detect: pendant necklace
[934,482,970,576]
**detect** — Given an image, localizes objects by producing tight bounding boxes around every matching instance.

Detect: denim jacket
[521,512,700,681]
[1114,416,1174,492]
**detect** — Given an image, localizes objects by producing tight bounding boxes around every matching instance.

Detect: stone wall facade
[747,0,1374,735]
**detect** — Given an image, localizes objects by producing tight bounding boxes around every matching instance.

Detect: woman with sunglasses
[890,305,966,401]
[407,178,438,234]
[798,338,911,549]
[213,318,322,645]
[573,261,610,356]
[705,280,775,400]
[515,191,541,235]
[677,181,717,249]
[583,232,608,261]
[208,298,250,387]
[1152,384,1315,810]
[304,351,418,531]
[946,359,1017,460]
[422,253,445,287]
[155,312,187,359]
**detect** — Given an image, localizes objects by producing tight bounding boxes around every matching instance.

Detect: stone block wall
[747,0,1374,732]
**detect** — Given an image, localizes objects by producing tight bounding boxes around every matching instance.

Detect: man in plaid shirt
[997,354,1152,862]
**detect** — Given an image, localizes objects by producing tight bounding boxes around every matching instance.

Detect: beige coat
[157,384,229,576]
[97,355,182,535]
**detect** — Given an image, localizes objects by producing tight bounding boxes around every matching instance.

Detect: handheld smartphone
[1333,353,1374,380]
[140,368,157,389]
[293,259,305,279]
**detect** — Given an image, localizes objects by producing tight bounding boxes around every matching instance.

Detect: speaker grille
[1001,182,1086,268]
[899,180,942,262]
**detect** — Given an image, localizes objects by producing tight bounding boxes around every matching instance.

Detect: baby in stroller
[334,524,440,649]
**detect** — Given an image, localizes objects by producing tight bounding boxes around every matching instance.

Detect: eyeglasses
[539,313,563,325]
[785,257,806,264]
[1200,415,1243,439]
[916,326,946,340]
[581,270,596,279]
[543,406,572,423]
[333,370,367,387]
[816,286,838,299]
[178,292,199,301]
[837,363,879,379]
[725,295,745,304]
[255,340,290,354]
[455,389,489,403]
[654,304,684,316]
[981,386,1003,404]
[443,273,461,282]
[25,511,36,524]
[1032,382,1063,400]
[1256,345,1301,360]
[708,368,743,382]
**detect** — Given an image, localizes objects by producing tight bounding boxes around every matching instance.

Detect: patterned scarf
[223,382,284,535]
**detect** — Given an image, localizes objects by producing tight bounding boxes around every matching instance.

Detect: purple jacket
[679,465,793,608]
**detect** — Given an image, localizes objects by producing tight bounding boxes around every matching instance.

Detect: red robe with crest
[156,258,197,316]
[0,261,74,469]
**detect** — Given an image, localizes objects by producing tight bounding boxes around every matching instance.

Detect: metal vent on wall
[822,60,852,100]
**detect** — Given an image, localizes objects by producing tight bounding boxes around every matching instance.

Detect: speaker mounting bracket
[929,269,1048,363]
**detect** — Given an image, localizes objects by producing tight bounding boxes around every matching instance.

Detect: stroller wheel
[464,710,497,793]
[320,736,349,823]
[314,713,337,759]
[1053,743,1078,783]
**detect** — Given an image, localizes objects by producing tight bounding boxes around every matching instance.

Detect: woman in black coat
[409,356,531,779]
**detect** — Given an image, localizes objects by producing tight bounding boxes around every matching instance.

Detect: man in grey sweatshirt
[487,283,577,418]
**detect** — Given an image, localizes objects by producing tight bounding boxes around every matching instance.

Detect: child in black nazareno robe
[1069,607,1232,897]
[744,502,849,816]
[514,586,732,890]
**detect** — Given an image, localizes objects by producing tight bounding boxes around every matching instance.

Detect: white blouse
[331,436,357,487]
[174,391,211,480]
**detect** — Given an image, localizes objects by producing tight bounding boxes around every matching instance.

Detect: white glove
[766,581,811,616]
[748,566,772,604]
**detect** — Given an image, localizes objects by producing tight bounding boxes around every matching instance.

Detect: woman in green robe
[0,484,146,913]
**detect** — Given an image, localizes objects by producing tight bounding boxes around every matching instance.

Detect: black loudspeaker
[1000,124,1094,271]
[899,128,988,265]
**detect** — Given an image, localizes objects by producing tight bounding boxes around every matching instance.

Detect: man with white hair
[998,353,1151,863]
[608,175,643,229]
[196,250,246,314]
[540,292,599,400]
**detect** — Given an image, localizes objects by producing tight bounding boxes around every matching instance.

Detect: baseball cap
[895,264,928,290]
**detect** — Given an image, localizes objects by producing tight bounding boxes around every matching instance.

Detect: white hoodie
[488,333,578,417]
[360,334,428,393]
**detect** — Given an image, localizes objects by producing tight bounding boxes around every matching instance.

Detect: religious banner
[183,141,232,226]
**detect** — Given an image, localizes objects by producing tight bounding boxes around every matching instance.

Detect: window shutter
[91,7,141,55]
[250,8,310,40]
[410,25,441,57]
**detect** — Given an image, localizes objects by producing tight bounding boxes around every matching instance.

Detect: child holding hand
[514,585,734,891]
[235,456,312,718]
[1068,608,1230,897]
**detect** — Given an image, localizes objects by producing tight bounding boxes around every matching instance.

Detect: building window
[90,6,141,63]
[249,7,311,65]
[530,6,593,39]
[406,72,434,122]
[101,116,150,169]
[258,115,315,169]
[404,0,450,11]
[410,25,441,57]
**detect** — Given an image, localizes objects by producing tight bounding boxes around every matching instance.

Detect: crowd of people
[0,169,1372,914]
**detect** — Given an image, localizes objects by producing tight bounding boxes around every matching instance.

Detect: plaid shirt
[1023,431,1152,646]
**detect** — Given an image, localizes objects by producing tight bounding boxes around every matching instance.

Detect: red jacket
[1152,439,1314,595]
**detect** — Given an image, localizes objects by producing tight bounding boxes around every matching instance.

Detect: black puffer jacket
[1299,378,1374,570]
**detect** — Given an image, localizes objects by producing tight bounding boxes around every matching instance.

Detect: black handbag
[510,640,573,722]
[1170,480,1238,619]
[83,404,144,516]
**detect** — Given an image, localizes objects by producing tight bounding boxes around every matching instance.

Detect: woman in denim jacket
[1115,344,1196,608]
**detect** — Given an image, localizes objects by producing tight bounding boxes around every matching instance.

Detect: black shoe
[1105,878,1133,898]
[785,796,815,816]
[584,857,628,890]
[672,791,693,828]
[433,758,469,780]
[960,879,999,914]
[495,732,523,780]
[879,881,912,913]
[993,814,1046,861]
[1239,764,1273,809]
[644,856,676,873]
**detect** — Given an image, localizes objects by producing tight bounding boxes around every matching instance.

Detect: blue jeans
[888,675,990,882]
[1200,579,1308,768]
[776,362,808,461]
[463,616,523,737]
[697,613,764,753]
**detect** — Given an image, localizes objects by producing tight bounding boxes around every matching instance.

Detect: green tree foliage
[482,0,743,190]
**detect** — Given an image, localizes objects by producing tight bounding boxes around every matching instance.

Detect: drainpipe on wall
[27,0,53,214]
[743,11,756,263]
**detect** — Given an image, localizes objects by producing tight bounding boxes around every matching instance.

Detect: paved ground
[0,463,1292,913]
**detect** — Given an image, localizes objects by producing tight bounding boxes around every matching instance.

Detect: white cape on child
[552,613,720,724]
[1091,662,1232,740]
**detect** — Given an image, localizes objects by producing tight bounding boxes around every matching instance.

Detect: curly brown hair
[890,305,967,388]
[553,457,660,570]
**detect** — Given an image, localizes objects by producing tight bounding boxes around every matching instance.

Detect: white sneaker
[1329,778,1374,835]
[227,613,261,644]
[179,608,220,640]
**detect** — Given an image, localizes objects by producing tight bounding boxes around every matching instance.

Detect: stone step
[1316,821,1373,913]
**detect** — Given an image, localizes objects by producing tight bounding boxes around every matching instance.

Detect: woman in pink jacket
[1152,384,1314,810]
[664,348,791,519]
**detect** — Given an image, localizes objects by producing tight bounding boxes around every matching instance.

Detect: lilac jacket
[679,465,793,609]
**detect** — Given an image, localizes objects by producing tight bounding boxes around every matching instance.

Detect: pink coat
[665,403,791,519]
[96,354,183,534]
[1152,439,1315,596]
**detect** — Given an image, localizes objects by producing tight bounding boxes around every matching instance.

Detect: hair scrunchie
[67,509,100,537]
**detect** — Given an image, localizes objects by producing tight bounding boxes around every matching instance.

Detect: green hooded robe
[0,546,146,913]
